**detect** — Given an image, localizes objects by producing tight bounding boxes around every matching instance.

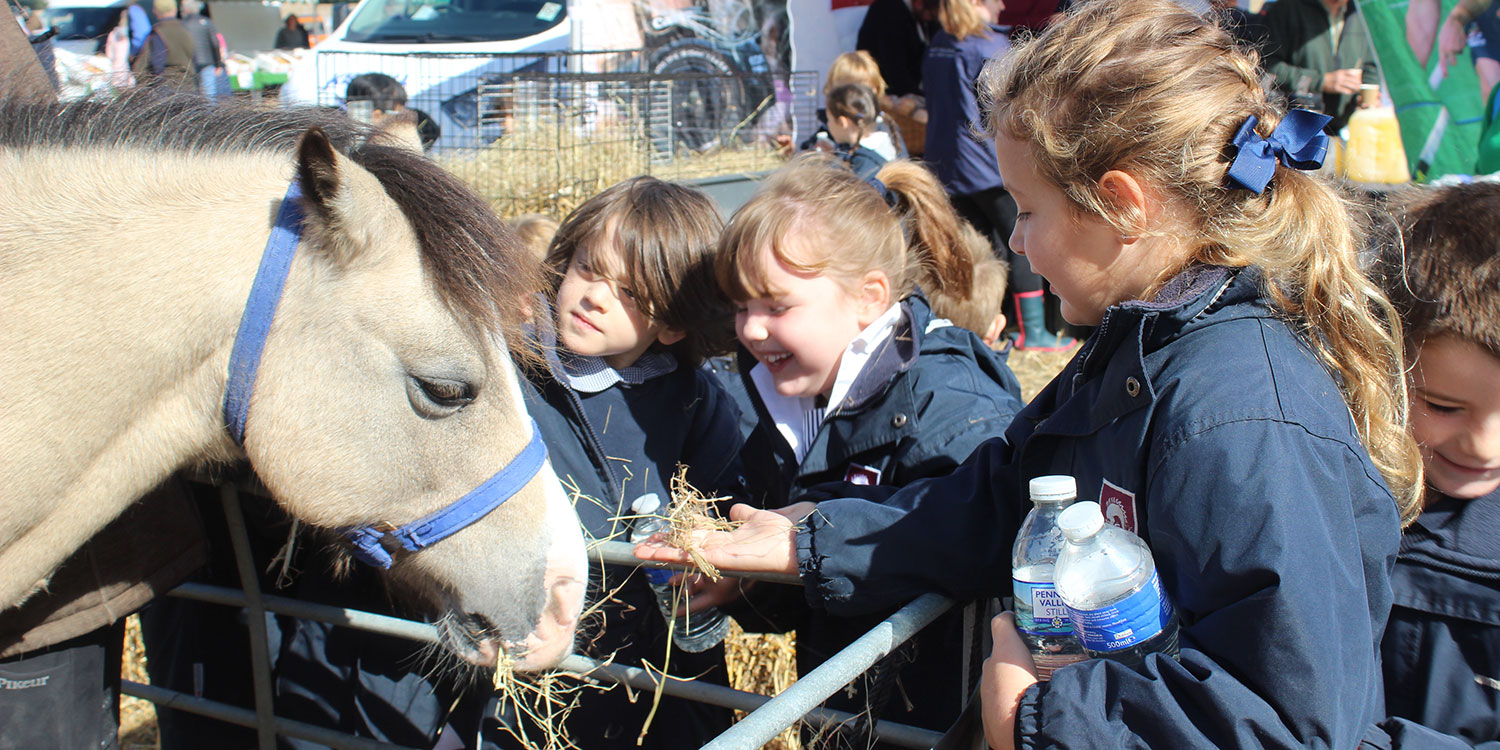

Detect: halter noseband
[222,178,549,570]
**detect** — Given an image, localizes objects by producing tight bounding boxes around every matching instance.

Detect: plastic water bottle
[629,493,731,653]
[1054,501,1179,670]
[1012,475,1088,680]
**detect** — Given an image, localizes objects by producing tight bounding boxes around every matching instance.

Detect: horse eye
[408,376,475,417]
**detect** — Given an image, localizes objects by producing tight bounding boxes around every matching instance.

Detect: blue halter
[222,178,550,570]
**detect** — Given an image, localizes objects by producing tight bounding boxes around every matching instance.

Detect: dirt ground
[117,346,1075,750]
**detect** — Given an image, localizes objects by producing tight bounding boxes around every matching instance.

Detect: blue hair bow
[1225,110,1334,194]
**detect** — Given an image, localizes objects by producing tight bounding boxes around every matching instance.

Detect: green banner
[1359,0,1485,178]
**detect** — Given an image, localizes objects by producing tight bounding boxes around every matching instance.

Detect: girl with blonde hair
[641,1,1422,747]
[695,153,1024,743]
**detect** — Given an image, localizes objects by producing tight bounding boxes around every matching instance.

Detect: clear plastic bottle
[1054,501,1179,670]
[629,493,731,653]
[1012,475,1088,679]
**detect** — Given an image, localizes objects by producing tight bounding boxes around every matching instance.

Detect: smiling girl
[710,154,1024,743]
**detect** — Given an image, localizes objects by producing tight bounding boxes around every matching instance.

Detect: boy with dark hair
[345,72,440,149]
[345,72,407,122]
[1372,181,1500,747]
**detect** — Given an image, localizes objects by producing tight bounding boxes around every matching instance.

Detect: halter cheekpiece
[222,178,549,570]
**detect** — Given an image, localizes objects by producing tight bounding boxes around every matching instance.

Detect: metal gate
[297,49,818,217]
[121,482,962,750]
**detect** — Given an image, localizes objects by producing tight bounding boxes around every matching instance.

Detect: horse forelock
[349,144,542,365]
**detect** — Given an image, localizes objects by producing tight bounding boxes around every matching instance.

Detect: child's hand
[981,612,1040,750]
[633,502,809,576]
[672,572,749,615]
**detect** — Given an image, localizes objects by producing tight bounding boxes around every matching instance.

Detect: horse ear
[294,127,406,268]
[296,127,342,213]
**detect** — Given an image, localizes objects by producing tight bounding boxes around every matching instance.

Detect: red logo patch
[1099,479,1137,533]
[844,463,882,486]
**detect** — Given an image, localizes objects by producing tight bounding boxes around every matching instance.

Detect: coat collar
[1038,265,1248,435]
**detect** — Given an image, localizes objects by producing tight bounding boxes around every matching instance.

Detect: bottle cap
[631,493,662,514]
[1057,501,1105,542]
[1028,475,1077,502]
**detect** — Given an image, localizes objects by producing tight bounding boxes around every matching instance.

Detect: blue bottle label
[1066,571,1173,652]
[645,568,675,585]
[1013,579,1074,636]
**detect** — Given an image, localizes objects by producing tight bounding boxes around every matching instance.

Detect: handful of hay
[658,465,739,581]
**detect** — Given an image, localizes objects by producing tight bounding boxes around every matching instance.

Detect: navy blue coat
[1376,488,1500,748]
[487,351,748,749]
[795,266,1402,749]
[732,294,1024,737]
[738,294,1023,511]
[835,141,888,181]
[922,26,1009,196]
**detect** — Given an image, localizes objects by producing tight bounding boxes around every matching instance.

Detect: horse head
[0,94,586,669]
[233,127,588,670]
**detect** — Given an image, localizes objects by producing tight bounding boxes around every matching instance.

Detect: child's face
[995,136,1150,326]
[554,227,674,370]
[735,243,879,400]
[1408,334,1500,500]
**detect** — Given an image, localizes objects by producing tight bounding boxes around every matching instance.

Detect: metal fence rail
[300,49,817,217]
[122,484,959,749]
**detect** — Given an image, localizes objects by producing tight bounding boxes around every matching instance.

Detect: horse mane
[0,91,539,356]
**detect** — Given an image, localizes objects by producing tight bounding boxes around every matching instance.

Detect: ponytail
[1208,170,1422,523]
[719,154,982,310]
[876,160,975,300]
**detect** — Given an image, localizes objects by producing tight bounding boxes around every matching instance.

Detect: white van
[280,0,786,152]
[279,0,573,150]
[41,0,130,58]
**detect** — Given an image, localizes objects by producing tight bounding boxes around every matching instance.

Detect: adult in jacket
[923,0,1069,350]
[1262,0,1378,132]
[132,0,196,90]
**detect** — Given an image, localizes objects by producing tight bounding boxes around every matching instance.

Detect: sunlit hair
[981,0,1421,522]
[510,213,559,263]
[1373,182,1500,358]
[825,50,888,96]
[543,176,730,365]
[826,83,880,140]
[928,223,1008,337]
[938,0,991,40]
[718,153,973,309]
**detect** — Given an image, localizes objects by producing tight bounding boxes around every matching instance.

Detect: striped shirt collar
[533,294,679,393]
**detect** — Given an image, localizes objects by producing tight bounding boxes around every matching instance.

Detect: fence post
[220,483,278,750]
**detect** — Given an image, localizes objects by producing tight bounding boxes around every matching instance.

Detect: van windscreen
[42,6,121,41]
[343,0,566,43]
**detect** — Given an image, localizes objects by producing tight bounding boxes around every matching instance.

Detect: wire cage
[310,48,817,216]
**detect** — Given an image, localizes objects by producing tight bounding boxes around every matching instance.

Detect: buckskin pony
[0,92,587,670]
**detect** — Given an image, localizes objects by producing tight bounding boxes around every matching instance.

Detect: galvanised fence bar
[293,49,818,217]
[122,483,961,749]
